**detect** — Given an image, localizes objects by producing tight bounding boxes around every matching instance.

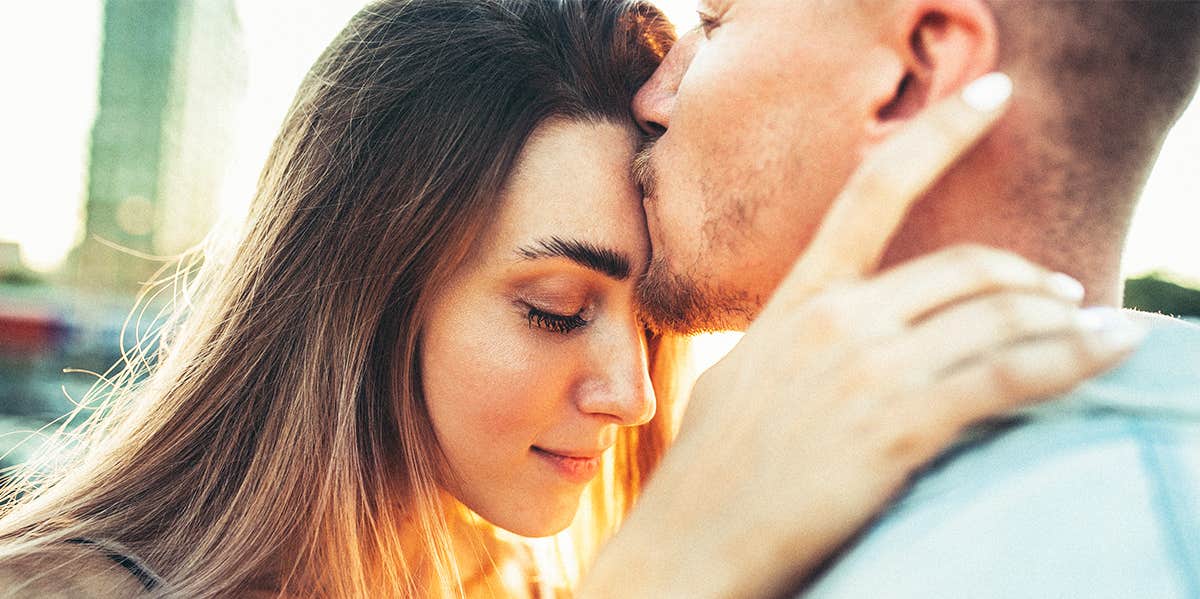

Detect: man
[631,0,1200,597]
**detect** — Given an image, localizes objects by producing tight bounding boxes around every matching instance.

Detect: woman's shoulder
[0,543,150,598]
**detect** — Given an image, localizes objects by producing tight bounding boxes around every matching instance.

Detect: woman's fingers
[763,246,1085,348]
[878,291,1085,376]
[773,73,1014,306]
[926,311,1143,428]
[866,244,1084,323]
[872,308,1143,467]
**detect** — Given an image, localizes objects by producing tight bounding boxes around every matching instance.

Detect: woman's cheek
[460,328,557,441]
[424,297,568,460]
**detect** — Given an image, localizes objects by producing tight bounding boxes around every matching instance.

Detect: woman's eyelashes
[526,306,590,335]
[513,278,596,335]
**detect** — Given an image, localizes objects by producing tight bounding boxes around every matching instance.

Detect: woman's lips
[531,446,601,484]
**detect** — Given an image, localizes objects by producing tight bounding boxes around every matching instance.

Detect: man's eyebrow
[516,236,631,281]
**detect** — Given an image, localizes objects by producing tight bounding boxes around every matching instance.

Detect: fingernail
[961,72,1013,112]
[1077,307,1146,351]
[1047,272,1085,302]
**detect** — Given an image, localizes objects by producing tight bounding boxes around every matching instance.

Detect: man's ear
[868,0,998,141]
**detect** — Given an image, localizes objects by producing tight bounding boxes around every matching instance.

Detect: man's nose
[575,329,657,427]
[632,30,702,135]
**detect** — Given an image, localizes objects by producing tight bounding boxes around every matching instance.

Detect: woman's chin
[473,496,581,538]
[501,521,569,538]
[497,508,578,538]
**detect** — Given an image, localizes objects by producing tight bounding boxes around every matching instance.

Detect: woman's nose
[575,328,657,427]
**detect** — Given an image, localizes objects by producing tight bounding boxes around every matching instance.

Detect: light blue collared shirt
[801,312,1200,599]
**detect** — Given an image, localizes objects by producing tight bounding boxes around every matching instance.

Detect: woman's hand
[581,74,1143,599]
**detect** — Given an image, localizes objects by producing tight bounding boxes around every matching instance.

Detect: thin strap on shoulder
[65,538,161,592]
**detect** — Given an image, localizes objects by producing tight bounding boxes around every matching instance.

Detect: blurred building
[72,0,247,294]
[1,0,247,474]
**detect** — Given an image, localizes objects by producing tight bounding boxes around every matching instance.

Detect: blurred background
[1,1,1197,475]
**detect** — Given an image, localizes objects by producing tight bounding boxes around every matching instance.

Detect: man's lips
[640,187,658,205]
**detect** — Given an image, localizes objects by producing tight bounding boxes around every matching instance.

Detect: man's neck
[878,171,1133,308]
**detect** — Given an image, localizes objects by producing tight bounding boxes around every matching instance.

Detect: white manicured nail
[961,72,1013,112]
[1077,307,1145,351]
[1047,272,1085,302]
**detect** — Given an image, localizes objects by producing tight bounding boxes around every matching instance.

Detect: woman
[0,1,1134,597]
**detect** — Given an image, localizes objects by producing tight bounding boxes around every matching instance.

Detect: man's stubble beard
[632,140,758,334]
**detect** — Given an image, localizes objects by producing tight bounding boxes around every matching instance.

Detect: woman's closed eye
[512,273,597,335]
[526,305,590,334]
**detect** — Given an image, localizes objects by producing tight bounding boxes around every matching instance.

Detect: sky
[1,0,1196,285]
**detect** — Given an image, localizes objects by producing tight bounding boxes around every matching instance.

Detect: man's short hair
[992,1,1200,167]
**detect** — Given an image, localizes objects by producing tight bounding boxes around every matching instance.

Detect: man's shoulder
[801,412,1200,598]
[0,544,149,598]
[800,315,1200,598]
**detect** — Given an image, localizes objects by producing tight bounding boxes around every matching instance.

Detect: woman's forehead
[485,120,648,267]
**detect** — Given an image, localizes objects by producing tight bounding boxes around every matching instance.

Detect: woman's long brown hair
[0,1,677,596]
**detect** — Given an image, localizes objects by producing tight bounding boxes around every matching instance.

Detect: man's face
[633,0,878,332]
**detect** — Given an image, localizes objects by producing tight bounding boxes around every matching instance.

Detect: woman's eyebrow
[516,236,631,281]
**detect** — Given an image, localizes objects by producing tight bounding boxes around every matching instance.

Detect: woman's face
[421,119,655,537]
